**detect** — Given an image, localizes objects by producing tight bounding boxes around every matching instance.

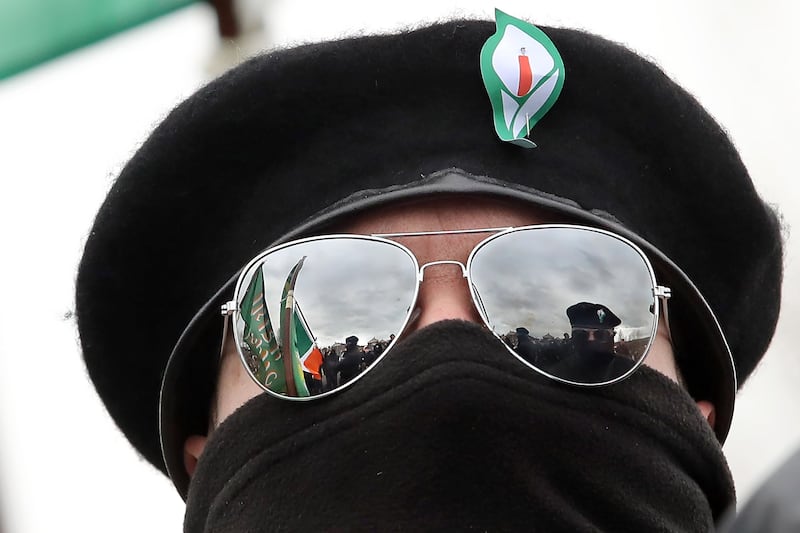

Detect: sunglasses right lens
[234,237,418,398]
[469,227,659,385]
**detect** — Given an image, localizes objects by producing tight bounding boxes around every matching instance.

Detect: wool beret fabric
[567,302,622,329]
[76,17,783,485]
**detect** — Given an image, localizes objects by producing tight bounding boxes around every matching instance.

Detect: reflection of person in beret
[559,301,635,381]
[514,326,538,364]
[338,335,363,384]
[566,301,621,354]
[541,302,634,384]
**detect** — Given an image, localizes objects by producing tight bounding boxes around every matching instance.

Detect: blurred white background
[0,1,797,531]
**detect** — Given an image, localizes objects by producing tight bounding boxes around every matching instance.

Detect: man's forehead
[329,194,566,235]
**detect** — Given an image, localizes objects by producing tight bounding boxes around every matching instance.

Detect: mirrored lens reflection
[470,227,658,384]
[235,238,418,397]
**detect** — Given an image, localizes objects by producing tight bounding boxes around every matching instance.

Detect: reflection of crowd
[302,302,644,391]
[502,302,641,383]
[313,335,390,393]
[503,327,573,369]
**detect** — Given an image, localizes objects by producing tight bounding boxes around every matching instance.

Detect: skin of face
[183,196,715,475]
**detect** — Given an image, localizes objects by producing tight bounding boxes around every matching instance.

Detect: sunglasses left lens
[234,237,418,398]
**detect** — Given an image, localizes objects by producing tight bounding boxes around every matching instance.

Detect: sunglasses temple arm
[405,306,422,331]
[660,295,674,348]
[220,314,231,361]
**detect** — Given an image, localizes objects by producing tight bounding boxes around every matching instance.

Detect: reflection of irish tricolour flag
[294,303,324,380]
[480,9,565,147]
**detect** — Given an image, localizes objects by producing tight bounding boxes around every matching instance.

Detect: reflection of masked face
[185,321,733,532]
[572,327,615,354]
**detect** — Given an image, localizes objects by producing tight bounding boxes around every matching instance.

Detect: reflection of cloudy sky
[240,238,418,347]
[235,229,661,347]
[470,228,657,340]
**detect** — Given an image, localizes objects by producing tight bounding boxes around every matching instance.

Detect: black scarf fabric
[185,320,734,532]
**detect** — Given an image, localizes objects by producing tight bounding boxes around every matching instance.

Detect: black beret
[567,302,622,329]
[75,18,783,496]
[346,336,359,345]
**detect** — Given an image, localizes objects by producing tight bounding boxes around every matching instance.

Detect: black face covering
[185,320,734,532]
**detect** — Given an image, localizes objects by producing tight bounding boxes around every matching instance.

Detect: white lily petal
[512,69,560,137]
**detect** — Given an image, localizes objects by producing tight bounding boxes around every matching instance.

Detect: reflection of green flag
[279,258,311,398]
[240,267,288,393]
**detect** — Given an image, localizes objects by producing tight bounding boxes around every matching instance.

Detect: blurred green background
[0,0,194,79]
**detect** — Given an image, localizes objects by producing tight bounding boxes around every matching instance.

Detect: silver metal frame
[222,224,671,400]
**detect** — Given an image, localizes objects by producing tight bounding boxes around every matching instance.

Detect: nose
[409,261,484,331]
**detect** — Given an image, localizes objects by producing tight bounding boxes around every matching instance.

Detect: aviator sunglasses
[221,224,672,399]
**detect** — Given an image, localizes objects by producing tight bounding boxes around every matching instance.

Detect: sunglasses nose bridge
[418,260,468,282]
